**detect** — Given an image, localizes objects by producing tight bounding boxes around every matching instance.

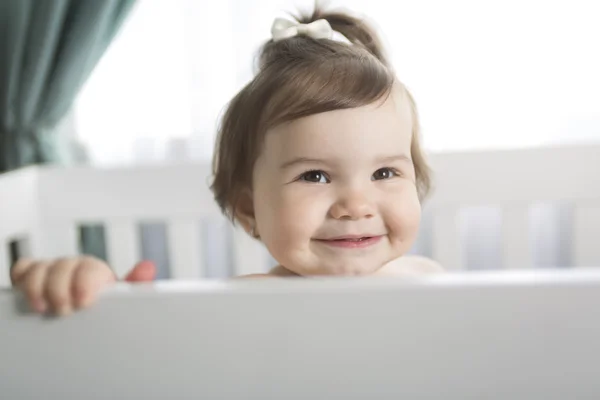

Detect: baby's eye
[372,167,398,181]
[300,170,330,183]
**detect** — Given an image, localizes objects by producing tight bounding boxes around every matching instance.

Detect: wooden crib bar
[0,244,8,287]
[167,218,204,279]
[574,204,600,267]
[431,207,463,270]
[105,219,139,279]
[502,206,532,269]
[18,202,597,280]
[0,167,39,286]
[42,222,79,258]
[42,219,268,279]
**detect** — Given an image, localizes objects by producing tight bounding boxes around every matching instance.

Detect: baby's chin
[284,261,385,277]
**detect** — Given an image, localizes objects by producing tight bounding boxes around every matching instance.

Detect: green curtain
[0,0,137,173]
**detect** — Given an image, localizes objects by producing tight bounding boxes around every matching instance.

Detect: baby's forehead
[265,90,413,154]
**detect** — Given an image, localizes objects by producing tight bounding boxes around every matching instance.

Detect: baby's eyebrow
[279,157,328,170]
[280,155,413,170]
[377,154,413,164]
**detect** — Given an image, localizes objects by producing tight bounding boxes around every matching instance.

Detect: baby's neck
[269,256,442,277]
[268,264,384,277]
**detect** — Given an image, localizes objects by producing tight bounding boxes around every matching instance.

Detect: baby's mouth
[319,234,380,241]
[332,237,371,242]
[314,235,384,248]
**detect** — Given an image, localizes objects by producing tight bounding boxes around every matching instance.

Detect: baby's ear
[234,189,256,235]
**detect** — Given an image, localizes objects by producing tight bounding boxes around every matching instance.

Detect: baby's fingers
[72,257,116,310]
[10,257,35,286]
[45,258,79,316]
[20,261,52,313]
[124,260,156,282]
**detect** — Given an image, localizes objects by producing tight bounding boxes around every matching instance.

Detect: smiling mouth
[314,235,384,248]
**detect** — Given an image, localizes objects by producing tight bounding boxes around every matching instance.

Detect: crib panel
[0,168,38,236]
[0,168,39,285]
[40,223,79,259]
[105,219,139,279]
[573,205,600,267]
[432,207,463,270]
[36,164,219,221]
[428,145,600,207]
[0,242,9,287]
[168,218,203,279]
[502,206,532,269]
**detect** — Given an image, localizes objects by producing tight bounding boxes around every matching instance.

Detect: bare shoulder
[235,265,297,279]
[234,273,277,279]
[380,255,444,276]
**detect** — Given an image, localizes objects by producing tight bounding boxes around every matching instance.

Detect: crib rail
[2,270,600,399]
[0,164,271,284]
[1,144,600,286]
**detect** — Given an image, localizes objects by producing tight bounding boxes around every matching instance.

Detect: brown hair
[211,7,431,221]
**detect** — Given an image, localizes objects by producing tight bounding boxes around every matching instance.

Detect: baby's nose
[329,190,375,220]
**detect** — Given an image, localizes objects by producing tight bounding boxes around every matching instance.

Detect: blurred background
[72,0,600,165]
[1,0,599,278]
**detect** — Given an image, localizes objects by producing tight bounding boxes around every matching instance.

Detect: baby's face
[250,90,421,276]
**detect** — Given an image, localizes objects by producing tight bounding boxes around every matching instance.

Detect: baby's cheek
[384,189,421,248]
[260,192,319,257]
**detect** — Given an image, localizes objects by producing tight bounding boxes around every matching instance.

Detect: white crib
[1,144,599,285]
[2,144,600,399]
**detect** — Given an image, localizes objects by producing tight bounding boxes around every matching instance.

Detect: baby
[11,7,442,316]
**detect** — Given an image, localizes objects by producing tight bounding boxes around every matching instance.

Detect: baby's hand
[10,257,156,316]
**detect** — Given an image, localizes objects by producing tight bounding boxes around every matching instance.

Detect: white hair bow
[271,18,333,42]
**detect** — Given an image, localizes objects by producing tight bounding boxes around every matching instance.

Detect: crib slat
[503,207,531,269]
[167,219,203,279]
[0,239,9,287]
[432,208,463,270]
[232,227,269,276]
[106,220,139,279]
[574,205,600,267]
[42,223,79,259]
